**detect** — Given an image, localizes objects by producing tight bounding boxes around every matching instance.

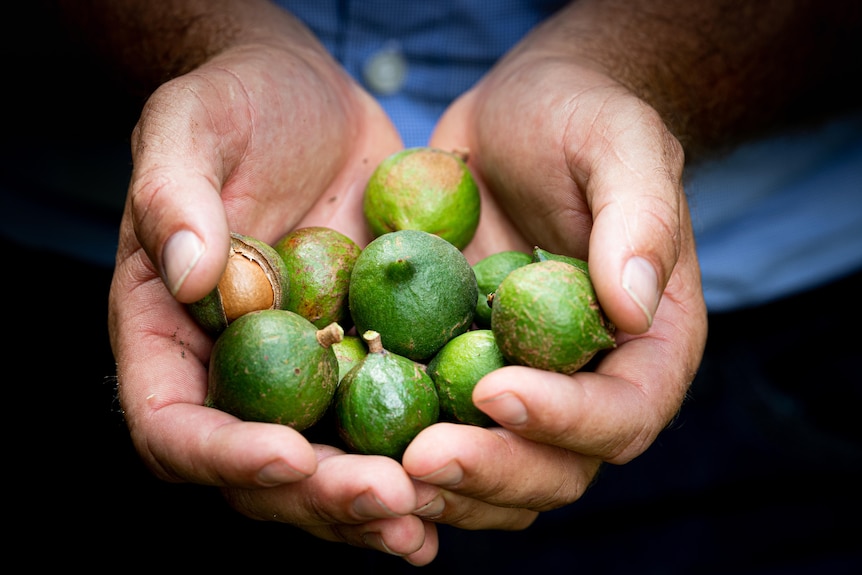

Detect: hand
[106,12,451,563]
[404,1,707,523]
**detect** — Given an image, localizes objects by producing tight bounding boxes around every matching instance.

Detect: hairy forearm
[50,0,313,99]
[546,0,862,161]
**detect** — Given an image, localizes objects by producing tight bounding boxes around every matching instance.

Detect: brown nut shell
[188,232,290,336]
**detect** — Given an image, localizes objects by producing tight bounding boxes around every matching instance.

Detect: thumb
[125,97,232,304]
[582,111,687,335]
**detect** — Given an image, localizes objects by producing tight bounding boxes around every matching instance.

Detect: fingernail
[414,461,463,486]
[414,495,445,518]
[257,460,309,485]
[475,392,527,425]
[361,532,402,556]
[622,256,659,328]
[162,230,205,296]
[353,490,397,519]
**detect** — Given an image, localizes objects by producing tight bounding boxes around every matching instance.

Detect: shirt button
[363,45,408,95]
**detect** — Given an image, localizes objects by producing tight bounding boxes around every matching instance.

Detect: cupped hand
[105,18,452,562]
[407,5,707,522]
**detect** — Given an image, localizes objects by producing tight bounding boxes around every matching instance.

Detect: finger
[112,255,318,487]
[222,452,438,560]
[408,470,538,531]
[226,453,419,523]
[314,517,439,566]
[414,488,539,531]
[471,332,694,465]
[474,366,652,462]
[401,522,440,567]
[403,423,601,511]
[139,406,321,488]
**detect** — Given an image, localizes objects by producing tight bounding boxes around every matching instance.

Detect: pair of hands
[107,3,706,566]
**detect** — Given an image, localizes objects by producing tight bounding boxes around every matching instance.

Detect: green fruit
[426,330,505,427]
[472,250,533,328]
[531,246,590,275]
[363,146,481,250]
[334,331,439,459]
[491,260,615,374]
[188,232,290,337]
[273,226,361,331]
[206,309,343,430]
[332,334,368,383]
[349,229,478,363]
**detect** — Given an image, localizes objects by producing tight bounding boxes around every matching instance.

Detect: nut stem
[316,322,344,348]
[363,330,384,354]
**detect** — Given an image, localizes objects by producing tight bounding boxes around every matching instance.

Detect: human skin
[84,0,860,566]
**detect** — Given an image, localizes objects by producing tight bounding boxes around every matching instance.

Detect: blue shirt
[284,0,566,147]
[685,114,862,311]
